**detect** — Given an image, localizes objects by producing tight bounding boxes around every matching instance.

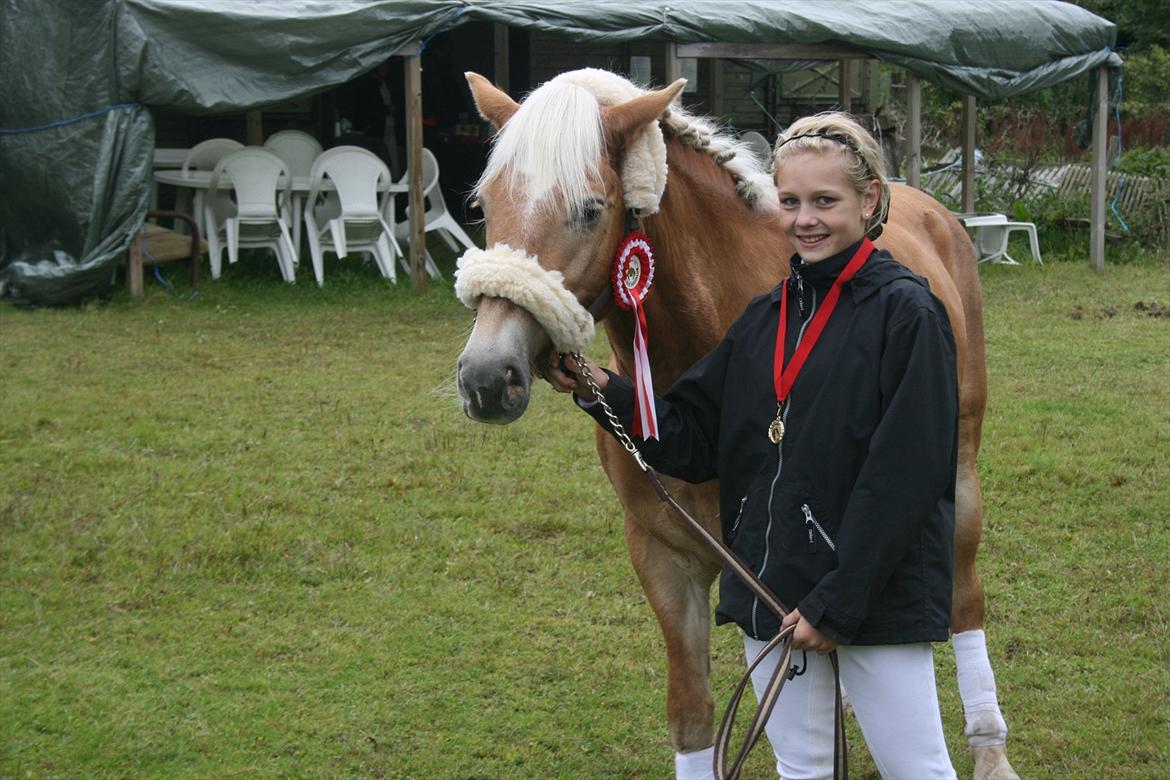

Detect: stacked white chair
[263,130,324,257]
[302,146,402,286]
[181,138,244,238]
[203,148,298,283]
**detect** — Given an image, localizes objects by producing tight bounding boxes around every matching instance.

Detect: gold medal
[768,411,785,444]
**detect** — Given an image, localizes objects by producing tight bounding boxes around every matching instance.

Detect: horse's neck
[604,143,787,384]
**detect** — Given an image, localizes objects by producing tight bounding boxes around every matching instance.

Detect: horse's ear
[602,78,686,148]
[465,71,519,130]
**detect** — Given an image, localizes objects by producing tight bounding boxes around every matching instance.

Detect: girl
[544,112,959,780]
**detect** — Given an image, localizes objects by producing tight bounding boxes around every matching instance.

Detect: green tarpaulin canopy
[0,0,1119,305]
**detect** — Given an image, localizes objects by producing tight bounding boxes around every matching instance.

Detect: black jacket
[583,240,959,645]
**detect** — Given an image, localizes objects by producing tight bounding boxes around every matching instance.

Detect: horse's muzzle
[457,354,531,423]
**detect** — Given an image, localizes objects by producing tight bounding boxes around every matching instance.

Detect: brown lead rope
[570,353,846,780]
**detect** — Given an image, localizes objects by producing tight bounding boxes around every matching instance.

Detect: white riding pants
[743,634,957,780]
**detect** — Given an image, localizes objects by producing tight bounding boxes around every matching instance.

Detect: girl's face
[774,150,879,263]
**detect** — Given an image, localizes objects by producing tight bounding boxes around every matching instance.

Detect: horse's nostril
[504,364,524,386]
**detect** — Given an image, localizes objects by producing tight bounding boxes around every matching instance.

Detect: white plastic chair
[302,146,402,286]
[957,212,1043,265]
[740,131,772,165]
[181,138,244,238]
[264,130,324,257]
[394,148,472,277]
[204,148,297,283]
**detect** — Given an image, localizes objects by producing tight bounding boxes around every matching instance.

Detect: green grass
[1,246,1167,778]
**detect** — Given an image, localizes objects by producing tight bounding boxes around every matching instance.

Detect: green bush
[1117,146,1170,177]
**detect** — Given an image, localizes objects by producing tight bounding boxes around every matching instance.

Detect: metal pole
[1090,66,1108,271]
[907,74,922,189]
[961,94,976,214]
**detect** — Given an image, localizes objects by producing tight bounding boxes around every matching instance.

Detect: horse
[454,68,1018,780]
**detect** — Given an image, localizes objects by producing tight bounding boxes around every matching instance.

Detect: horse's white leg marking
[674,746,716,780]
[955,629,1018,780]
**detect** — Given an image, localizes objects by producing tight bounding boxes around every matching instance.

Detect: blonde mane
[475,69,777,217]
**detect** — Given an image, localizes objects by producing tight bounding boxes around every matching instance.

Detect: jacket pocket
[725,495,748,545]
[801,503,836,553]
[784,496,839,586]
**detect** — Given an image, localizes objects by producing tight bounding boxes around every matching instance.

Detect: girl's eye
[779,197,799,207]
[816,196,837,206]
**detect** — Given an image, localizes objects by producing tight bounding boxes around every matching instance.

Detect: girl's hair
[773,112,891,239]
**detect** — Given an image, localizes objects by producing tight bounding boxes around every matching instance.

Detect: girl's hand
[782,608,838,655]
[539,350,607,400]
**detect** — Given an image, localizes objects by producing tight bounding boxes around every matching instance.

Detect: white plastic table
[152,169,407,258]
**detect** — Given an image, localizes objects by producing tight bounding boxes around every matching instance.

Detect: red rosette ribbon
[611,230,659,440]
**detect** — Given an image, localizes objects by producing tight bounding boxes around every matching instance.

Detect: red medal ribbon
[774,238,874,407]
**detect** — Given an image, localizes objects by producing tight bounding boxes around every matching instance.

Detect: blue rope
[139,225,199,300]
[1109,71,1129,232]
[0,101,142,135]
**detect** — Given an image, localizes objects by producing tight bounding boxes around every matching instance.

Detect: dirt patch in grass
[1068,300,1170,319]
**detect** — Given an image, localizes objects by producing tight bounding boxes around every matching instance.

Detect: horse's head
[455,70,685,424]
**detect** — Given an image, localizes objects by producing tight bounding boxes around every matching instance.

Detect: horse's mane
[475,71,778,217]
[659,105,779,214]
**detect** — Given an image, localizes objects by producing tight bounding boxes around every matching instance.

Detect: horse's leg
[628,514,721,776]
[953,443,1019,780]
[599,435,720,778]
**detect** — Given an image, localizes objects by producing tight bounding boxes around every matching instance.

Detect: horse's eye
[571,199,605,228]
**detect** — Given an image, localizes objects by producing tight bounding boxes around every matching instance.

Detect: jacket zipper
[751,284,818,637]
[802,503,836,552]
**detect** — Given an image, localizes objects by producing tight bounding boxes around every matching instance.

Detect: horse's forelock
[475,72,778,217]
[476,82,604,214]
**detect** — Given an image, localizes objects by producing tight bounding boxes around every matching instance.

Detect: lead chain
[568,352,651,474]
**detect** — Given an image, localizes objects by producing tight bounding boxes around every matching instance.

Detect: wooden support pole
[493,24,510,93]
[838,60,852,112]
[1090,66,1108,271]
[710,58,724,117]
[665,42,681,84]
[246,111,263,145]
[961,94,976,214]
[907,74,922,189]
[405,47,426,289]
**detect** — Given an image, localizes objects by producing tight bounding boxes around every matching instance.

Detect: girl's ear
[862,178,881,219]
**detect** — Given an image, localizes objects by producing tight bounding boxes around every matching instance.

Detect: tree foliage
[1066,0,1170,51]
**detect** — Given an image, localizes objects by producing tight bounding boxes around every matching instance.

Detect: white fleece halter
[454,244,595,354]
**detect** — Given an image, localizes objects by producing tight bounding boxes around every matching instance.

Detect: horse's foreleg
[953,448,1019,780]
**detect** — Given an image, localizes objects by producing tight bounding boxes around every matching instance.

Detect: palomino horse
[455,69,1018,780]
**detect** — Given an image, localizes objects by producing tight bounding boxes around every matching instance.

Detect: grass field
[1,244,1167,779]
